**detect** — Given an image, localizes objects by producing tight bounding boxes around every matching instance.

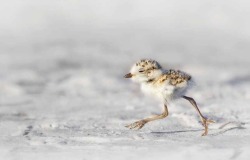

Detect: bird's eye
[139,70,144,73]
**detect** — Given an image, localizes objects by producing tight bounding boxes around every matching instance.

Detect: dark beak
[124,73,133,78]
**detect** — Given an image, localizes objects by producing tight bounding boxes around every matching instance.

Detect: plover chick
[124,59,214,136]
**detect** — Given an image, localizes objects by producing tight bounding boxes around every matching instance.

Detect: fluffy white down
[140,79,193,103]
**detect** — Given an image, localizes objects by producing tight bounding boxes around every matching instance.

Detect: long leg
[125,104,169,130]
[183,96,214,136]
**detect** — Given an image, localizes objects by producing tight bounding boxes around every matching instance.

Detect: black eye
[139,70,144,73]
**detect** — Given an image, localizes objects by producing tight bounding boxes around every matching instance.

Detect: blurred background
[1,0,250,120]
[1,0,250,116]
[1,0,250,67]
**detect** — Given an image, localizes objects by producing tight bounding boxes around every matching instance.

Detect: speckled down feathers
[157,69,191,86]
[135,59,162,70]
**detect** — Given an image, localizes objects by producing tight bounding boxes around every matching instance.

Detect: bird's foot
[201,118,215,136]
[125,120,147,130]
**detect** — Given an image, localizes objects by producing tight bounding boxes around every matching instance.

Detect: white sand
[0,1,250,160]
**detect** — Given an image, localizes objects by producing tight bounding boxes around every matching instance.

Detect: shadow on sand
[150,121,246,136]
[151,129,202,135]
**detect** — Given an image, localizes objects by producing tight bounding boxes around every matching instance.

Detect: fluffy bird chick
[124,59,214,136]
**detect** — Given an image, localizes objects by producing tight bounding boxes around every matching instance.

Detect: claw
[125,120,147,130]
[201,118,215,136]
[201,131,208,136]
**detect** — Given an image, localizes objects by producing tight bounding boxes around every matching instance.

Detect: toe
[201,132,207,136]
[125,121,146,130]
[207,119,215,124]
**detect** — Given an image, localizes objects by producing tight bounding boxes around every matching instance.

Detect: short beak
[124,73,133,78]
